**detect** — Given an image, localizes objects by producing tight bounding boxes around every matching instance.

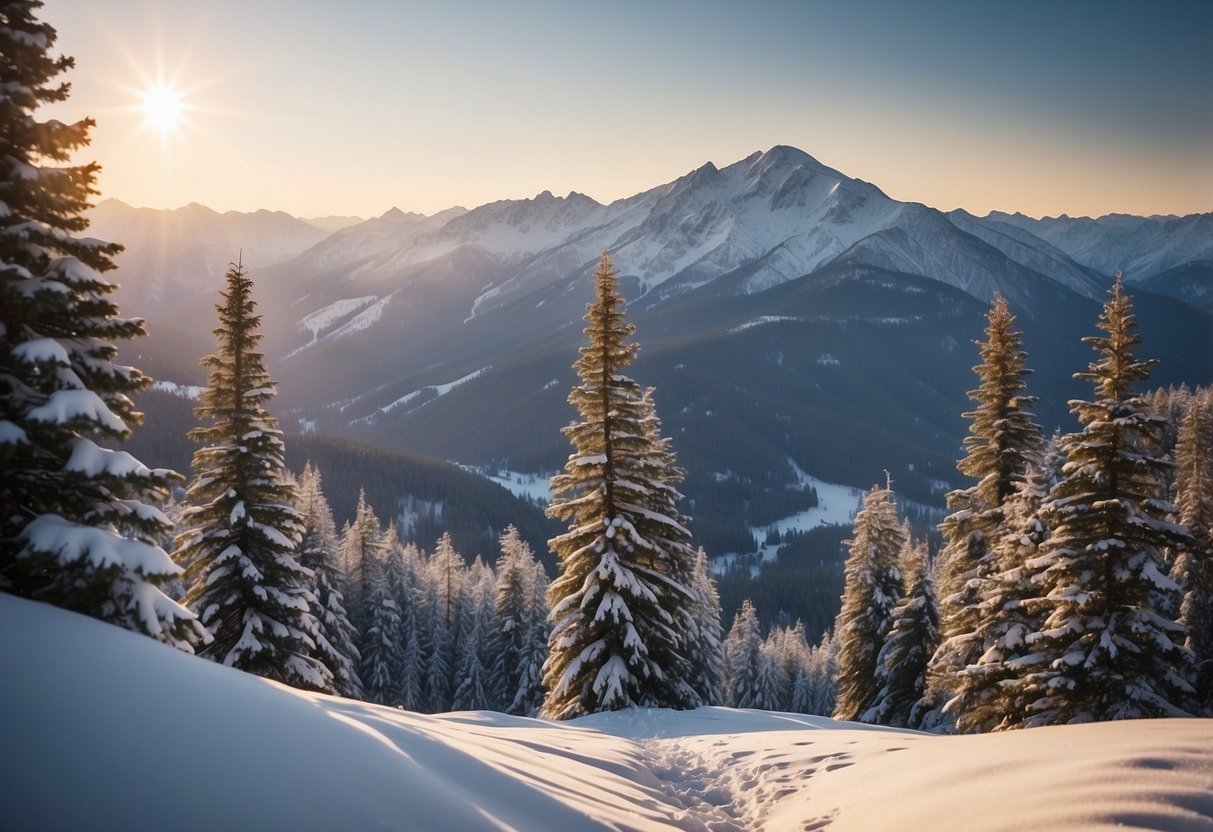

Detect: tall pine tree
[862,539,938,728]
[949,464,1051,732]
[723,599,764,708]
[296,463,362,698]
[1015,278,1194,725]
[490,526,550,715]
[832,482,905,722]
[928,294,1043,726]
[1175,390,1213,710]
[174,262,330,690]
[689,548,726,706]
[0,1,203,649]
[541,251,700,719]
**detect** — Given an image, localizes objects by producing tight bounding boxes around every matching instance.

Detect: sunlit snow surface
[4,593,1212,831]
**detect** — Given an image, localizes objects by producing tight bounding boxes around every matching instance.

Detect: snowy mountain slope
[987,210,1213,282]
[947,208,1110,300]
[286,205,469,275]
[1138,260,1213,313]
[5,592,1213,832]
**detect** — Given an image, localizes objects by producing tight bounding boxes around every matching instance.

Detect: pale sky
[44,0,1213,220]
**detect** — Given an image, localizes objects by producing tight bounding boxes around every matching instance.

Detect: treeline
[821,289,1213,731]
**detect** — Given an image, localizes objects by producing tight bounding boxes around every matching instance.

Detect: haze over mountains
[94,145,1213,556]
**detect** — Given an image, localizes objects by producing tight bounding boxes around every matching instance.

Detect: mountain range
[93,145,1213,557]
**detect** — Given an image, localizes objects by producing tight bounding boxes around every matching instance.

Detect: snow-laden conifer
[832,483,905,722]
[174,263,330,690]
[541,252,700,719]
[1017,278,1194,725]
[338,489,381,632]
[296,463,362,698]
[808,630,837,716]
[1175,389,1213,709]
[752,640,785,711]
[396,542,427,712]
[946,464,1050,731]
[0,2,203,650]
[928,295,1043,723]
[359,528,404,706]
[863,539,938,728]
[452,558,495,711]
[489,526,550,715]
[723,599,763,708]
[424,532,463,712]
[689,548,726,706]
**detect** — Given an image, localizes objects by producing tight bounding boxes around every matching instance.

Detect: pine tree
[490,526,551,714]
[424,532,463,712]
[452,558,495,711]
[863,539,939,728]
[358,538,403,706]
[296,463,362,698]
[689,548,726,706]
[928,295,1043,725]
[395,542,426,712]
[807,629,837,717]
[833,482,905,722]
[1016,278,1194,725]
[947,464,1050,731]
[752,640,785,711]
[541,251,700,719]
[723,599,763,708]
[0,1,203,650]
[338,489,381,632]
[174,263,330,690]
[518,557,552,716]
[1175,389,1213,710]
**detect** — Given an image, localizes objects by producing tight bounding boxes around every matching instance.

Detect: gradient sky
[45,0,1213,219]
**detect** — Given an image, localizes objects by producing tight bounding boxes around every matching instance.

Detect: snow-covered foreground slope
[3,593,1212,832]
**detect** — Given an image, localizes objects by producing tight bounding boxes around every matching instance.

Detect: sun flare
[140,84,185,144]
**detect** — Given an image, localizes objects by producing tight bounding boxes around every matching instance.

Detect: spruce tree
[358,539,403,706]
[946,464,1051,731]
[752,640,785,711]
[807,630,837,717]
[296,463,362,698]
[338,489,381,632]
[424,532,463,712]
[175,263,330,690]
[541,251,700,719]
[832,483,905,722]
[452,558,495,711]
[863,539,939,728]
[0,1,203,649]
[1017,279,1194,725]
[490,526,550,715]
[395,542,427,712]
[723,599,763,708]
[1175,389,1213,710]
[689,548,726,706]
[928,295,1043,724]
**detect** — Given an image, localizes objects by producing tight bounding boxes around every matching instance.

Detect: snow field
[5,592,1213,832]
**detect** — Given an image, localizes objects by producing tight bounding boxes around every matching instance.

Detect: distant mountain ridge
[97,146,1213,557]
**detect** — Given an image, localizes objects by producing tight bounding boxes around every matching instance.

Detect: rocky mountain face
[101,147,1213,555]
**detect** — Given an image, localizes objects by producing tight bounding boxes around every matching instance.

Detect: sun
[140,84,186,144]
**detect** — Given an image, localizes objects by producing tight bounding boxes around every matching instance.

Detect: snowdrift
[2,592,1211,831]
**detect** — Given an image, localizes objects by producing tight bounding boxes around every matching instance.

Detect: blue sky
[47,0,1213,217]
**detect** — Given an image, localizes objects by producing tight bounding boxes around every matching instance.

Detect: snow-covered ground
[150,380,204,399]
[481,468,553,505]
[4,592,1212,831]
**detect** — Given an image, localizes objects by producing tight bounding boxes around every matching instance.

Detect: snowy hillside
[4,592,1212,832]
